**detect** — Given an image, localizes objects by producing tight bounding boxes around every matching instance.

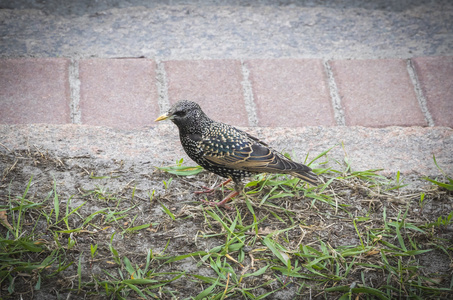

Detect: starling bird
[155,100,317,207]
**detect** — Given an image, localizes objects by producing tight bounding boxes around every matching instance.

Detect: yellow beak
[154,113,171,122]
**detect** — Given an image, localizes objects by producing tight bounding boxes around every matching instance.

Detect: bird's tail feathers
[266,152,318,185]
[290,170,318,185]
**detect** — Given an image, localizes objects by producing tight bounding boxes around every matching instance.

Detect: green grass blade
[326,285,390,300]
[160,202,175,220]
[307,144,337,166]
[77,252,83,291]
[194,278,220,300]
[242,265,269,278]
[164,251,208,264]
[125,282,147,298]
[125,223,154,233]
[156,165,204,176]
[262,237,289,266]
[423,177,453,191]
[53,181,59,221]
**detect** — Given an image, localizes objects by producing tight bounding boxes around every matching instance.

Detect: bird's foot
[201,199,232,210]
[201,190,239,210]
[194,186,216,195]
[194,178,232,195]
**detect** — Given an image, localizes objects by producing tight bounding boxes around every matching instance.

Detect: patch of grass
[90,245,184,299]
[156,158,204,176]
[1,146,452,299]
[0,173,162,298]
[160,147,451,298]
[423,154,453,191]
[0,177,71,295]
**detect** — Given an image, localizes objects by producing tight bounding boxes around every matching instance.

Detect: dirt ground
[1,134,452,299]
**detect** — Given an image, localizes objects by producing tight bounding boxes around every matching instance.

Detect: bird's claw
[194,178,233,195]
[199,190,239,210]
[194,186,216,194]
[201,199,233,210]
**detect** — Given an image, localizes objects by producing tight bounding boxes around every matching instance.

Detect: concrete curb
[1,124,452,178]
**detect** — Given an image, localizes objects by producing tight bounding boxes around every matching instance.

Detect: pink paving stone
[330,59,427,127]
[246,59,335,127]
[79,59,158,128]
[164,60,248,126]
[412,56,453,128]
[0,58,71,124]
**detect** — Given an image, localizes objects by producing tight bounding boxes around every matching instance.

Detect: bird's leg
[201,181,242,209]
[194,178,232,194]
[201,190,239,209]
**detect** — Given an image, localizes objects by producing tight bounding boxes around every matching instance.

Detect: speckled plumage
[155,100,317,207]
[155,100,318,186]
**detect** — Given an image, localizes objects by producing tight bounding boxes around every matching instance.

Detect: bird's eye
[174,111,186,118]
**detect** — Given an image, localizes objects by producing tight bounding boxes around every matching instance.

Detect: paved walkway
[1,1,452,177]
[0,56,452,128]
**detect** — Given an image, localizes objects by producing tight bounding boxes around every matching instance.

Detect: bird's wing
[199,129,317,184]
[235,129,269,147]
[201,134,302,173]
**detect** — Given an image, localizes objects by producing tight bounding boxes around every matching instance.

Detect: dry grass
[0,146,452,299]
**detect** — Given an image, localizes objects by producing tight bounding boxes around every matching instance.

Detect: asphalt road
[1,0,452,59]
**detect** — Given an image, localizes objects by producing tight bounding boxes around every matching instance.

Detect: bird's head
[155,100,206,133]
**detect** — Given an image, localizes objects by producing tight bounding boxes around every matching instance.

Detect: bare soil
[1,144,452,299]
